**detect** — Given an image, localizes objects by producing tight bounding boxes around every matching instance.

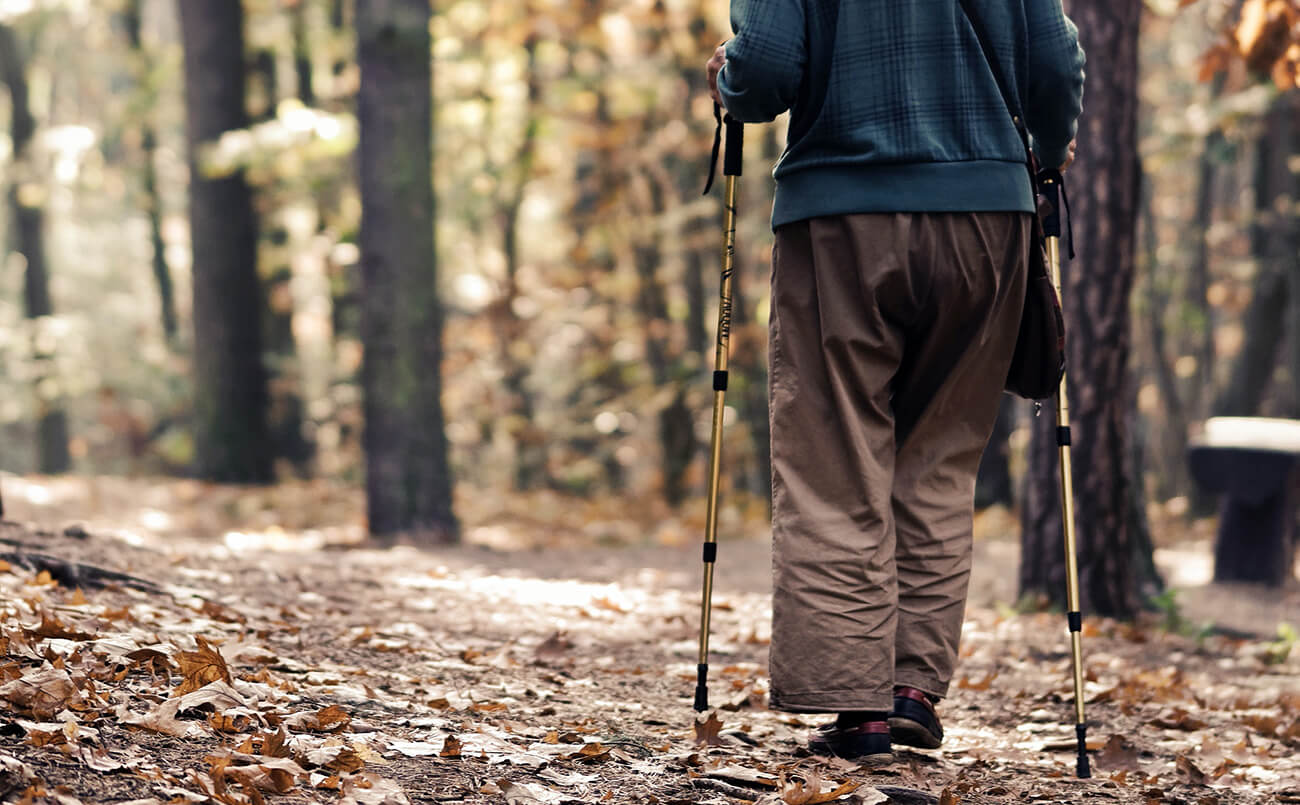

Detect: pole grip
[723,115,744,177]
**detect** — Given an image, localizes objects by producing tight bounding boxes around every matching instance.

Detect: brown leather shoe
[888,687,943,749]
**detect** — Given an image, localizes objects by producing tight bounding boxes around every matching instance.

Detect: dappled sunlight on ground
[0,473,772,554]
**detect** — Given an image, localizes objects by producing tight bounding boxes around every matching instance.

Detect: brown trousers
[767,212,1029,713]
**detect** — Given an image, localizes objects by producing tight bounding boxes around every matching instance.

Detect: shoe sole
[809,748,894,765]
[888,716,942,749]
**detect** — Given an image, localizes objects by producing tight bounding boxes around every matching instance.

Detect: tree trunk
[178,1,273,483]
[1213,91,1299,417]
[1186,74,1227,421]
[357,0,457,542]
[1,23,70,474]
[1020,0,1154,618]
[292,0,315,106]
[122,0,178,343]
[975,397,1015,509]
[247,36,314,477]
[1140,173,1191,501]
[496,27,549,491]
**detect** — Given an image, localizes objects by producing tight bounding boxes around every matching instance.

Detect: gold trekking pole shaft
[695,112,742,713]
[1040,169,1090,779]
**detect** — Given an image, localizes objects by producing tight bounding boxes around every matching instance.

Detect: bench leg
[1213,494,1295,586]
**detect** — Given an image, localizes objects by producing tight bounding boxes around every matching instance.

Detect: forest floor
[1,476,1299,805]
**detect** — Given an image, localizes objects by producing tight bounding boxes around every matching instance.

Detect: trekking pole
[695,109,742,713]
[1038,168,1090,779]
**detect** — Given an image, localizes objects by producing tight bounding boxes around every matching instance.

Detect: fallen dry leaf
[384,740,440,758]
[440,734,462,758]
[31,611,95,640]
[1151,708,1209,731]
[175,637,232,696]
[693,711,725,746]
[499,778,566,805]
[262,726,291,758]
[303,744,365,773]
[701,765,779,789]
[567,742,610,763]
[956,671,997,691]
[0,666,85,719]
[776,770,860,805]
[534,631,571,665]
[0,753,35,798]
[1176,753,1208,785]
[117,698,203,739]
[283,704,350,733]
[176,680,247,715]
[340,771,410,805]
[1096,734,1142,772]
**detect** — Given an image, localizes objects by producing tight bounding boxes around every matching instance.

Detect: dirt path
[2,481,1299,804]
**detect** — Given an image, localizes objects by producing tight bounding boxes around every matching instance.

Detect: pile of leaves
[0,556,407,803]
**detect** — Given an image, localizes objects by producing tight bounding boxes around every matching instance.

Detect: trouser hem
[769,690,895,714]
[894,675,949,701]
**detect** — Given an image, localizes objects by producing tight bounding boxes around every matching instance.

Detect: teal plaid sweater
[718,0,1085,228]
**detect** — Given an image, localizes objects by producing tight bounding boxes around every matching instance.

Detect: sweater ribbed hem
[772,159,1035,229]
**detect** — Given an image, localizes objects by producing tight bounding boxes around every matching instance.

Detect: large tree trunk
[1,24,70,474]
[1213,91,1299,417]
[179,1,273,483]
[357,0,457,542]
[1020,0,1155,618]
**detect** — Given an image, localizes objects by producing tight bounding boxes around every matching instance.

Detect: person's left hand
[1059,139,1078,173]
[706,44,726,106]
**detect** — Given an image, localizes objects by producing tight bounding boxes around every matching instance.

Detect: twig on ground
[0,549,162,593]
[691,776,760,801]
[875,786,939,805]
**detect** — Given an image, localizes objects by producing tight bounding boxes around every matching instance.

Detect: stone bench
[1187,417,1300,586]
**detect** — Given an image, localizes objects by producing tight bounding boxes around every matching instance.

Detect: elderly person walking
[706,0,1085,761]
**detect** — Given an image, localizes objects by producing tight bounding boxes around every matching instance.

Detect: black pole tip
[1076,723,1091,778]
[694,663,709,712]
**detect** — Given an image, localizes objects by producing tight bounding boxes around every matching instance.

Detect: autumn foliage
[1194,0,1300,84]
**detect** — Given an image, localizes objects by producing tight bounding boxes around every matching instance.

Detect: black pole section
[1077,724,1090,778]
[723,114,744,176]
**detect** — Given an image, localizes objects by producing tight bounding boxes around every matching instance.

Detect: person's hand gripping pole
[1038,168,1090,779]
[695,109,742,713]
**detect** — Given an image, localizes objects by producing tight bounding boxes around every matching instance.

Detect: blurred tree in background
[1,20,69,474]
[356,0,455,541]
[178,0,272,483]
